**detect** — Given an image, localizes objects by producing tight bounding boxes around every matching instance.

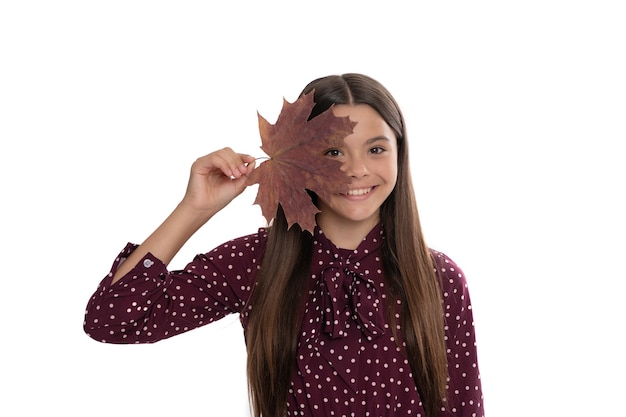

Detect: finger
[218,149,259,178]
[220,150,253,179]
[237,153,257,175]
[192,148,241,178]
[214,148,244,178]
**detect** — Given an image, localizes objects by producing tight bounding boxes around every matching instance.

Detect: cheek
[386,160,399,185]
[388,171,398,191]
[316,196,333,210]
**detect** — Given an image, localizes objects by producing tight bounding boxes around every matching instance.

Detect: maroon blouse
[84,224,484,416]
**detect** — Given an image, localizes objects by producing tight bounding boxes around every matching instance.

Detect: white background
[1,1,625,416]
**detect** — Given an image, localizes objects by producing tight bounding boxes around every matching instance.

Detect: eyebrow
[365,136,392,144]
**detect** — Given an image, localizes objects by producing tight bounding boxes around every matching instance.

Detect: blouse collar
[313,222,385,260]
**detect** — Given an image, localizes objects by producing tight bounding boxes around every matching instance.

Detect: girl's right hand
[109,148,256,283]
[180,147,257,215]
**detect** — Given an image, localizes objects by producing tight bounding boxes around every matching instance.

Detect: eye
[324,149,343,157]
[369,146,386,155]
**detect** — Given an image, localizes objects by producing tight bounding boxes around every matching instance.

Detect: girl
[84,73,484,417]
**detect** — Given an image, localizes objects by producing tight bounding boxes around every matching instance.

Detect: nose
[342,155,369,178]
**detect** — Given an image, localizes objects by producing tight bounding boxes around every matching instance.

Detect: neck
[316,215,379,250]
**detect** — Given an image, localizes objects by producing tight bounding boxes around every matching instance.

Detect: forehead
[332,104,396,142]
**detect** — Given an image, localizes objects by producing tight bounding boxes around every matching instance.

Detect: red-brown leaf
[246,91,355,233]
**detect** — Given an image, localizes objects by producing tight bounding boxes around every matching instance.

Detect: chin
[340,210,380,225]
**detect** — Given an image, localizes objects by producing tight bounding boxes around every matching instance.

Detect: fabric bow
[295,225,387,390]
[319,258,385,341]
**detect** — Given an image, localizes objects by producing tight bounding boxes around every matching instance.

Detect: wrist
[174,200,218,229]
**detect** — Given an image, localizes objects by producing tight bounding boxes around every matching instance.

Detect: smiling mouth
[345,187,374,196]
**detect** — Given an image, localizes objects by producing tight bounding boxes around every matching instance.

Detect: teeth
[347,188,372,196]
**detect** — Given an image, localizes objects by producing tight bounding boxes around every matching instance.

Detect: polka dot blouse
[84,224,484,416]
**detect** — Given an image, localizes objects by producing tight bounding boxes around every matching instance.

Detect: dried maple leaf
[246,91,355,233]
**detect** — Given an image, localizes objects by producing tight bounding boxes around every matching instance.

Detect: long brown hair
[246,73,447,417]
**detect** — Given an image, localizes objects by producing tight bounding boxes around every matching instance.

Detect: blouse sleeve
[83,231,267,344]
[432,250,485,417]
